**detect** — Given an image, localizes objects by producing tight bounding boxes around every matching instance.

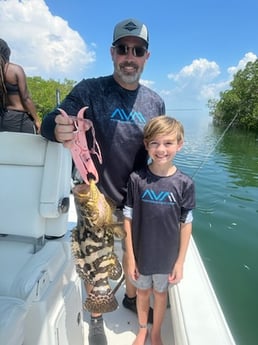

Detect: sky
[1,0,258,110]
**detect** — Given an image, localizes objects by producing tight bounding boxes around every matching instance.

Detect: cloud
[163,54,257,108]
[0,0,95,80]
[168,58,220,83]
[140,79,155,88]
[163,58,220,108]
[227,52,257,76]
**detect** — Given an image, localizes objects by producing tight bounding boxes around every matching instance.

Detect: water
[168,110,258,345]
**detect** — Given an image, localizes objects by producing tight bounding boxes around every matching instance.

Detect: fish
[71,179,125,314]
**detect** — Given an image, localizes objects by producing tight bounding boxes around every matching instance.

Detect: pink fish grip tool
[58,107,102,184]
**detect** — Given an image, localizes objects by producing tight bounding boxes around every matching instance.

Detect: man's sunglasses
[113,44,147,57]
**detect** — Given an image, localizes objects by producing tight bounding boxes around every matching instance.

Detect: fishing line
[191,111,240,179]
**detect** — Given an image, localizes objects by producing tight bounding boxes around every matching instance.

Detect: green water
[169,110,258,345]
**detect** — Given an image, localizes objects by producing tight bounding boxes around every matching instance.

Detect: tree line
[208,59,258,132]
[27,77,76,119]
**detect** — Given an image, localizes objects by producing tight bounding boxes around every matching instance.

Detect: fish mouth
[72,183,90,196]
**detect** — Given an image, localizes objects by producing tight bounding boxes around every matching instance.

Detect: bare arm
[124,217,139,281]
[15,65,41,133]
[169,222,192,284]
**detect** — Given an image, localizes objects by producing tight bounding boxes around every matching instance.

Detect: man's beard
[114,62,143,84]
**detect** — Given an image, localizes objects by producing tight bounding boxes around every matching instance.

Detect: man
[41,18,165,345]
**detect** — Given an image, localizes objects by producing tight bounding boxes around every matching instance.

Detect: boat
[0,132,237,345]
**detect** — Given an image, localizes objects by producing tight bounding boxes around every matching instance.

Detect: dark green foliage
[27,77,76,119]
[208,59,258,132]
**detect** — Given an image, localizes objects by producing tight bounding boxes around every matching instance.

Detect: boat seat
[0,240,66,300]
[0,132,72,243]
[0,296,27,345]
[0,132,73,345]
[0,239,73,345]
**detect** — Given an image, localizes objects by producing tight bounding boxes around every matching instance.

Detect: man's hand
[54,114,75,148]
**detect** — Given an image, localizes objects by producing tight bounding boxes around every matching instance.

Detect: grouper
[71,180,125,314]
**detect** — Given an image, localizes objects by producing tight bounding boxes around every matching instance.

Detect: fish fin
[108,254,123,280]
[70,227,84,257]
[113,224,126,239]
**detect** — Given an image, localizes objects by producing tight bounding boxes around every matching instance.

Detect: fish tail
[84,290,118,313]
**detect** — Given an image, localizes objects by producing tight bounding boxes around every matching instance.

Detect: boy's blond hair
[143,115,184,143]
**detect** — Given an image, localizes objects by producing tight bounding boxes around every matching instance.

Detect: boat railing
[168,236,237,345]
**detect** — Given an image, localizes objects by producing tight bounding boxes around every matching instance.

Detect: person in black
[41,18,165,345]
[0,39,41,133]
[124,116,195,345]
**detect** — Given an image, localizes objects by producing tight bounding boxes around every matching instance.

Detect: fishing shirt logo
[141,189,176,205]
[111,108,146,124]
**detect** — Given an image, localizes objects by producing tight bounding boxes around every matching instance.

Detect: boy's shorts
[129,273,169,293]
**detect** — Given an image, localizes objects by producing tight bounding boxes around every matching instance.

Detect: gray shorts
[0,109,36,134]
[129,274,169,293]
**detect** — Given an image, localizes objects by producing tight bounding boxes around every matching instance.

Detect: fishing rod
[112,273,125,296]
[191,110,240,179]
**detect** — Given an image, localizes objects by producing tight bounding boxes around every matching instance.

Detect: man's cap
[112,18,149,47]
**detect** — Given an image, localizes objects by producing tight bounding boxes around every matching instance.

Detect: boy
[123,115,195,345]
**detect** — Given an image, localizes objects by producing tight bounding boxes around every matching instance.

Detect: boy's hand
[168,261,184,284]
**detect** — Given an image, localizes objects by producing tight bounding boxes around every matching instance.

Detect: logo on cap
[123,21,139,32]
